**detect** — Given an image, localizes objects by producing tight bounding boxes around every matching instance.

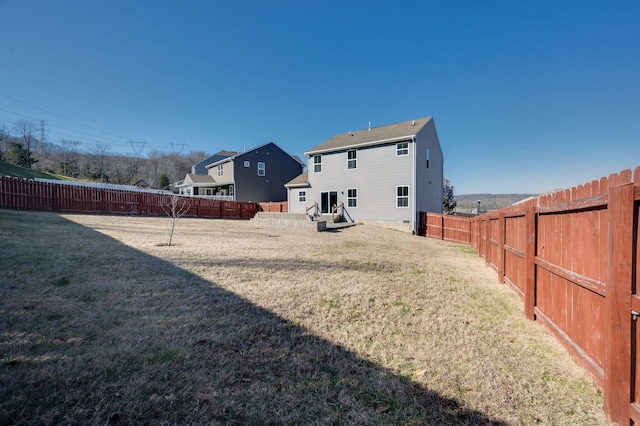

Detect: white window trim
[313,155,322,173]
[347,188,357,208]
[298,190,306,203]
[347,150,357,170]
[257,162,265,176]
[244,160,250,168]
[217,164,223,177]
[396,185,409,208]
[396,142,409,156]
[426,148,430,169]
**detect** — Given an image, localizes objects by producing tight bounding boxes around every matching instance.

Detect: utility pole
[40,119,47,144]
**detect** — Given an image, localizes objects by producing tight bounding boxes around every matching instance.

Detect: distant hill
[454,193,536,214]
[0,161,72,180]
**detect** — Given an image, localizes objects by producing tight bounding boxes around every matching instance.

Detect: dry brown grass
[0,210,605,425]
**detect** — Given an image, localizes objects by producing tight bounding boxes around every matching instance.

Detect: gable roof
[193,151,239,173]
[205,141,302,168]
[305,117,432,155]
[285,171,309,188]
[185,173,216,183]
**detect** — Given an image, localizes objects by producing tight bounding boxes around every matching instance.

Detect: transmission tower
[40,119,47,143]
[169,141,187,154]
[129,140,148,156]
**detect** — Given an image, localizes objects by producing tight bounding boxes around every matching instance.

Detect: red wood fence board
[421,166,640,425]
[0,177,259,220]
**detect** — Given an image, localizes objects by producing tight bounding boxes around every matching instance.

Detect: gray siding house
[191,150,239,174]
[286,117,443,233]
[178,142,304,202]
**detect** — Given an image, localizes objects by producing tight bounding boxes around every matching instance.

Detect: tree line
[0,119,208,190]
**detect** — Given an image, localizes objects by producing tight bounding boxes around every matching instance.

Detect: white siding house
[286,117,443,233]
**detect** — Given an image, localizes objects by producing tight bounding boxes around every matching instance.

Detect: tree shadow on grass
[0,212,507,425]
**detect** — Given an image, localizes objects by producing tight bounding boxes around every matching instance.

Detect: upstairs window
[244,161,250,168]
[257,162,265,176]
[426,149,430,169]
[299,191,306,202]
[347,188,357,208]
[396,186,409,208]
[313,155,322,173]
[397,142,409,156]
[347,150,357,169]
[217,164,223,177]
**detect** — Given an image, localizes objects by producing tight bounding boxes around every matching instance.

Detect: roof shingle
[305,117,432,155]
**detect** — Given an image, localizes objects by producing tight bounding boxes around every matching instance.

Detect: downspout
[411,136,416,234]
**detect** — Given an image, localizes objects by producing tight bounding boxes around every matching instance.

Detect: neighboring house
[286,117,443,233]
[176,173,219,197]
[177,142,305,202]
[191,150,239,175]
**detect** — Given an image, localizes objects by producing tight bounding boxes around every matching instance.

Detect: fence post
[440,214,445,240]
[603,182,634,425]
[484,218,490,265]
[524,206,536,320]
[497,212,505,283]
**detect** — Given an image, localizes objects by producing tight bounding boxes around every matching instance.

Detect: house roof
[194,151,238,169]
[205,141,302,168]
[305,117,433,155]
[285,171,309,188]
[186,173,216,183]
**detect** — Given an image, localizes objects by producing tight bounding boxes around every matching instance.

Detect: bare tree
[161,193,191,246]
[89,142,110,182]
[12,119,39,156]
[60,139,82,177]
[0,123,6,159]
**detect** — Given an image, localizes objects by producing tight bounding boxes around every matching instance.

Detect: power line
[0,102,189,156]
[0,91,129,141]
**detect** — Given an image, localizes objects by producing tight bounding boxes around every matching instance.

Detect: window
[257,162,265,176]
[397,186,409,208]
[347,188,357,208]
[347,150,357,169]
[313,155,321,173]
[244,160,250,168]
[298,191,306,203]
[217,164,223,177]
[426,149,430,169]
[397,142,409,156]
[206,189,212,195]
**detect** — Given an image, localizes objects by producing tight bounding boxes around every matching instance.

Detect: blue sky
[0,1,638,194]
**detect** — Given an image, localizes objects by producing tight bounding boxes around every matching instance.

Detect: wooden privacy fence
[259,201,288,213]
[0,177,259,219]
[422,167,640,425]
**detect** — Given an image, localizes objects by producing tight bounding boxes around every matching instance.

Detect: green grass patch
[0,160,73,180]
[147,347,181,365]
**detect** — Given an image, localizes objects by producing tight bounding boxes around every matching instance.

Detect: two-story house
[177,142,305,202]
[286,117,443,233]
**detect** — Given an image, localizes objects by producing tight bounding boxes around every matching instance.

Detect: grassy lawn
[0,210,605,425]
[0,160,71,180]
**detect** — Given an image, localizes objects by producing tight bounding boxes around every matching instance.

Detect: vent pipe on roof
[368,121,371,131]
[412,120,415,126]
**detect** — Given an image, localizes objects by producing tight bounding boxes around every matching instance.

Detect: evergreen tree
[443,177,457,215]
[4,142,37,168]
[159,173,171,190]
